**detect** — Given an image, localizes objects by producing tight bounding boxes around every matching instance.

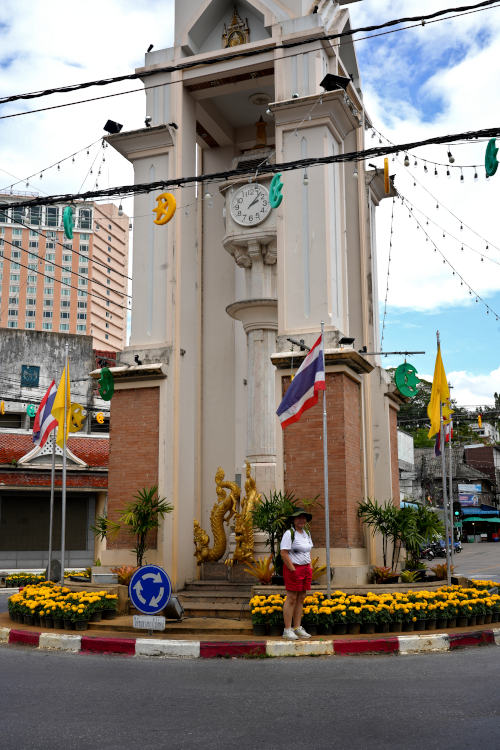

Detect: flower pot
[101,609,116,620]
[468,616,477,626]
[53,618,63,629]
[252,623,267,636]
[268,624,282,637]
[390,621,402,633]
[63,618,74,630]
[414,619,426,631]
[89,611,102,622]
[74,620,89,631]
[427,619,437,630]
[361,623,376,634]
[347,623,361,635]
[44,617,54,629]
[402,622,414,632]
[318,623,333,635]
[380,622,390,633]
[271,575,284,586]
[23,615,34,626]
[334,623,347,635]
[447,617,457,628]
[39,617,46,628]
[493,611,500,623]
[484,613,492,624]
[305,623,318,635]
[457,617,468,628]
[436,618,448,629]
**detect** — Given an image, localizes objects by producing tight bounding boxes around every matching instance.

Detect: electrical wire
[0,0,498,106]
[2,123,500,210]
[380,197,395,349]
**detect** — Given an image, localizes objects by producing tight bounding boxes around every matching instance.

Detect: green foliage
[400,569,420,583]
[90,515,120,542]
[357,498,398,568]
[120,486,173,567]
[251,490,297,569]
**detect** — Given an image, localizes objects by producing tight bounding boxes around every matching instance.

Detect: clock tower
[105,0,400,588]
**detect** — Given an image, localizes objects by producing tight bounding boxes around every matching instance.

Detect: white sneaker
[282,628,299,640]
[294,626,311,639]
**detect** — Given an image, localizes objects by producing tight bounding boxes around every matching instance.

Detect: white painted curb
[135,639,201,658]
[39,633,82,652]
[266,640,334,657]
[493,628,500,646]
[398,634,449,654]
[0,627,10,643]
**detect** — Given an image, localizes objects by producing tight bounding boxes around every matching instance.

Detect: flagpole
[448,418,454,566]
[437,332,451,586]
[47,435,56,580]
[321,321,331,598]
[60,342,69,584]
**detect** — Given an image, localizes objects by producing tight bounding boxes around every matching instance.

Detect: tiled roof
[0,432,109,467]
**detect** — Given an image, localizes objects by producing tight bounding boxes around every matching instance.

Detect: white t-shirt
[280,528,313,565]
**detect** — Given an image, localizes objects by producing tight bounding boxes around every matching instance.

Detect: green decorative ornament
[63,205,74,239]
[269,173,283,208]
[485,138,498,178]
[394,363,420,399]
[98,367,114,401]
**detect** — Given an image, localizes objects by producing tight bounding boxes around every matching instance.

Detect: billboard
[458,483,481,507]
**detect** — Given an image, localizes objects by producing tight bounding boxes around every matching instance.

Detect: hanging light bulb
[39,173,43,179]
[72,157,75,163]
[118,203,123,216]
[474,170,478,180]
[204,191,212,200]
[26,181,29,187]
[460,169,464,182]
[102,157,106,163]
[446,168,450,177]
[424,163,428,173]
[353,165,358,179]
[434,167,438,176]
[90,168,93,174]
[404,154,410,167]
[414,159,417,167]
[448,149,455,164]
[460,224,463,230]
[303,169,309,185]
[86,150,89,155]
[57,164,60,171]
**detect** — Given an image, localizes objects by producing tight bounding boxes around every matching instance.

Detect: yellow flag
[427,344,450,439]
[51,364,71,448]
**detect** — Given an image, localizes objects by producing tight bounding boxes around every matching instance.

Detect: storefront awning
[462,517,500,523]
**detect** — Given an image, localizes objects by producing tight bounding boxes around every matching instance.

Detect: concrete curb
[1,627,499,659]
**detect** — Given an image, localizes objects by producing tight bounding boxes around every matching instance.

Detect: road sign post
[129,565,172,627]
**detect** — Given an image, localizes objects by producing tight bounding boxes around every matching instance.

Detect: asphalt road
[452,542,500,582]
[0,645,499,749]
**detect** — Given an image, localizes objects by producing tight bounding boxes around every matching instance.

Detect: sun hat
[289,507,312,522]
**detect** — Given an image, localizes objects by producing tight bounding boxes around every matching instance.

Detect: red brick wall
[107,387,160,550]
[389,406,400,505]
[283,371,364,548]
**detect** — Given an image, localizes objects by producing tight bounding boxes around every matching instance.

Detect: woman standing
[280,508,313,640]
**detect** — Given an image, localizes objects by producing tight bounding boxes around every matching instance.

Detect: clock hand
[247,196,259,209]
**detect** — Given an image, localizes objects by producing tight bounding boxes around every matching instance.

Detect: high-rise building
[0,194,129,351]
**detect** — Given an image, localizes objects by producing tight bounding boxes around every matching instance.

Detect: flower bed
[5,569,91,587]
[249,582,500,634]
[8,582,117,629]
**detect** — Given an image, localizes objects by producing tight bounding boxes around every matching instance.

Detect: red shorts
[283,564,313,592]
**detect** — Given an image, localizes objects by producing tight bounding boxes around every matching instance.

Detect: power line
[2,124,500,211]
[380,197,396,349]
[0,0,497,107]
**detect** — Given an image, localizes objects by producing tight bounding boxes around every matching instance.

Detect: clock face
[230,184,271,227]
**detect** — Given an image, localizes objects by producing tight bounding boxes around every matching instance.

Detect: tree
[251,491,297,574]
[92,486,173,567]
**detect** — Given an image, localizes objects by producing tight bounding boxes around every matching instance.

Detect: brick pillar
[107,387,160,552]
[282,371,364,549]
[389,405,400,505]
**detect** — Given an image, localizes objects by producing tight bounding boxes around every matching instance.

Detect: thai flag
[434,420,453,456]
[32,380,58,447]
[276,334,325,428]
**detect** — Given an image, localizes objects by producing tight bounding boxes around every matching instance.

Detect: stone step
[178,589,250,601]
[88,615,253,635]
[177,598,251,620]
[183,580,253,593]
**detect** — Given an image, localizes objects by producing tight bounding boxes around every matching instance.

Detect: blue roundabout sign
[128,565,172,615]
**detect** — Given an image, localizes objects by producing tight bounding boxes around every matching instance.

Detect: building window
[26,297,36,306]
[0,209,8,223]
[45,264,54,272]
[60,299,70,308]
[78,290,87,298]
[46,207,59,227]
[10,271,20,279]
[12,227,23,236]
[29,240,38,249]
[61,288,70,297]
[44,287,54,295]
[79,278,88,287]
[62,265,72,272]
[42,322,52,330]
[46,231,56,239]
[77,313,86,320]
[29,230,38,238]
[59,323,70,331]
[44,299,53,307]
[106,300,110,307]
[25,321,35,329]
[8,309,18,316]
[28,262,37,270]
[76,324,86,332]
[80,244,89,253]
[105,333,109,340]
[43,311,53,318]
[9,284,19,293]
[45,241,55,250]
[10,263,20,271]
[7,321,18,328]
[27,275,37,283]
[8,296,18,305]
[80,233,90,241]
[60,311,70,319]
[11,250,21,259]
[107,235,111,242]
[105,322,109,329]
[79,208,92,229]
[29,207,42,226]
[61,277,71,286]
[12,240,22,248]
[78,301,87,309]
[63,254,72,263]
[45,252,55,261]
[79,267,88,275]
[27,287,37,295]
[25,310,35,317]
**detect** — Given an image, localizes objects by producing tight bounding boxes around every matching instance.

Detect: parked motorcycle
[420,545,435,561]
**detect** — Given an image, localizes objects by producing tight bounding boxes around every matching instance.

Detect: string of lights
[0,137,103,194]
[0,391,109,414]
[0,0,497,107]
[400,193,500,267]
[380,197,395,350]
[2,124,500,211]
[397,190,500,320]
[1,234,131,302]
[0,237,130,310]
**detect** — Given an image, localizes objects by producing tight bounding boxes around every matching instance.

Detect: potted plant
[375,603,392,633]
[345,606,362,635]
[101,593,118,619]
[243,556,274,585]
[360,604,378,634]
[371,566,399,584]
[267,604,284,637]
[249,600,268,636]
[302,604,319,636]
[317,606,333,635]
[332,605,348,635]
[251,490,298,584]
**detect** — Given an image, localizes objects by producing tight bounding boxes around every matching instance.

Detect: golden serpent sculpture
[227,461,261,566]
[193,467,240,564]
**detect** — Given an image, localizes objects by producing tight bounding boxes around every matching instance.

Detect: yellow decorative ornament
[69,403,86,432]
[152,192,176,225]
[95,412,105,424]
[193,467,239,564]
[227,461,261,567]
[0,400,4,415]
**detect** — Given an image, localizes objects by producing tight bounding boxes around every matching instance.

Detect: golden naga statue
[193,467,240,564]
[227,461,262,567]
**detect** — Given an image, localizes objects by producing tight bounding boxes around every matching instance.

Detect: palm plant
[251,490,297,574]
[120,486,173,567]
[357,498,398,568]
